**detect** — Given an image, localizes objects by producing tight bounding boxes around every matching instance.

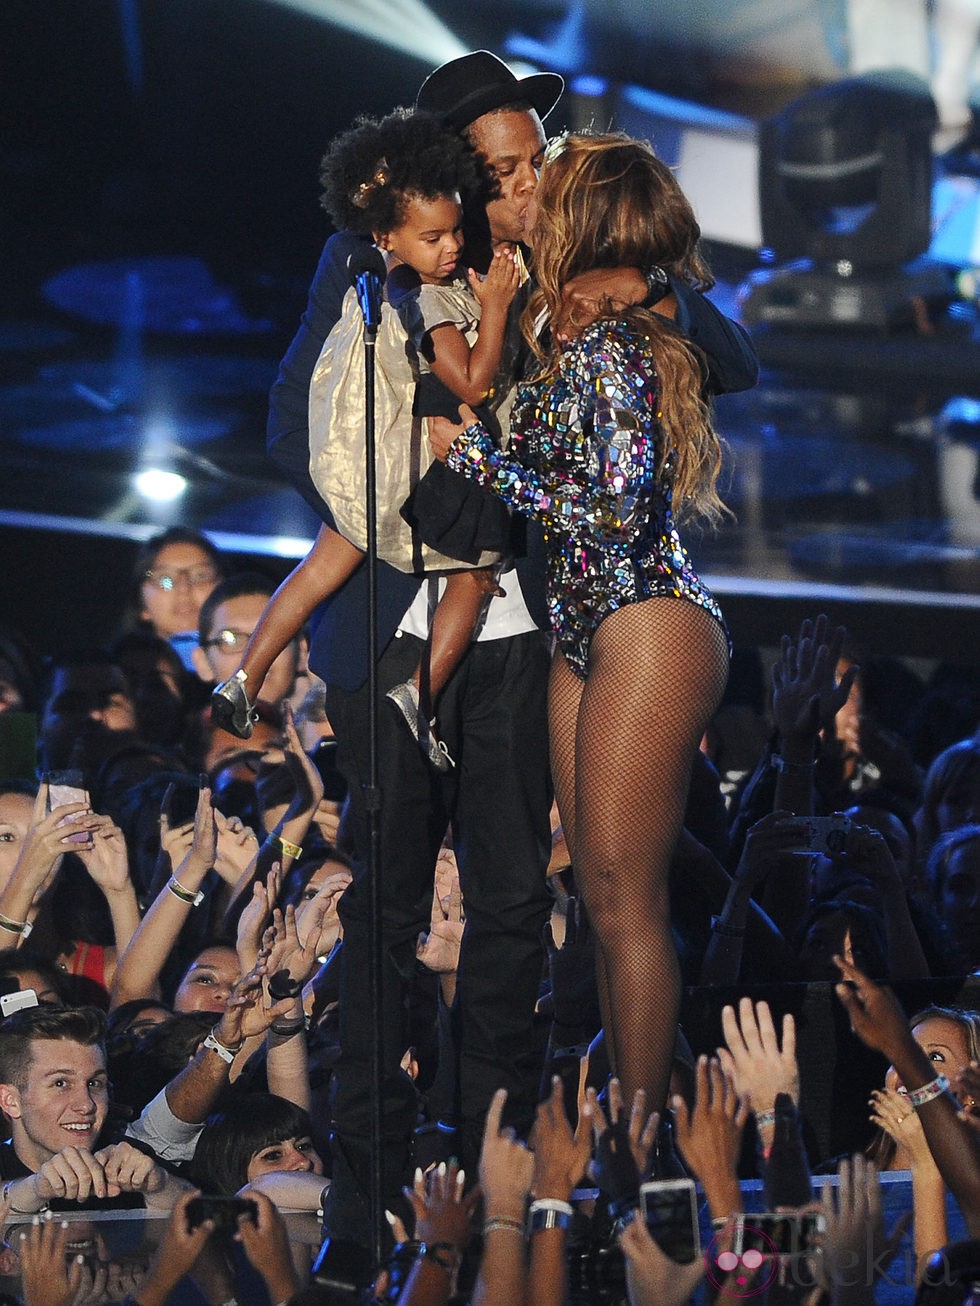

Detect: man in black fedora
[267,48,757,1253]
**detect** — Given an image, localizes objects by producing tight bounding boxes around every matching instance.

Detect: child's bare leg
[212,525,362,738]
[386,565,500,772]
[239,525,363,686]
[417,567,499,703]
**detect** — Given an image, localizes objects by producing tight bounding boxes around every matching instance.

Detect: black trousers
[322,627,553,1245]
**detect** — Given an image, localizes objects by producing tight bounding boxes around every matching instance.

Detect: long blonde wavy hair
[523,131,728,524]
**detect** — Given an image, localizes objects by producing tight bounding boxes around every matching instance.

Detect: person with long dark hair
[433,131,732,1114]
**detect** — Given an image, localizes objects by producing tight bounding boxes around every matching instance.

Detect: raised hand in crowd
[717,997,798,1149]
[671,1055,748,1229]
[295,862,350,961]
[236,863,281,974]
[16,1215,86,1306]
[814,1153,908,1306]
[835,954,980,1236]
[586,1077,659,1189]
[772,615,856,806]
[0,783,103,942]
[472,1087,534,1306]
[212,807,260,888]
[394,1160,479,1306]
[525,1075,592,1306]
[618,1212,705,1306]
[111,783,216,1010]
[699,813,801,984]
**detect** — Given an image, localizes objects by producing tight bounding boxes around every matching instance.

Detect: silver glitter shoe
[386,680,454,773]
[211,669,259,739]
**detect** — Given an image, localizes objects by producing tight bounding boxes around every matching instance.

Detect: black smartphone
[185,1195,257,1233]
[639,1178,700,1264]
[162,779,202,829]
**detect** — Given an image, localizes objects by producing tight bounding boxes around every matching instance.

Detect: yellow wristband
[277,836,302,860]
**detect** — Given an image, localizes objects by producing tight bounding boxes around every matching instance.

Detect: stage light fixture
[134,468,187,502]
[738,70,953,330]
[266,0,466,63]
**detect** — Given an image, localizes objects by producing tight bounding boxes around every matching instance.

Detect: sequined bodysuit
[446,317,726,679]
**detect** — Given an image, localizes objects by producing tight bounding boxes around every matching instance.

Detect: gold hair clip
[351,157,390,208]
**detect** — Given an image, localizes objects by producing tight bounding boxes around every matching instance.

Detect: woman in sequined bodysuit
[434,132,732,1114]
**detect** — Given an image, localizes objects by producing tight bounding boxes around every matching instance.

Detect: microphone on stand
[347,248,387,332]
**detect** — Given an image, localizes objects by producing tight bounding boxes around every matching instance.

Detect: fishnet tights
[549,597,729,1111]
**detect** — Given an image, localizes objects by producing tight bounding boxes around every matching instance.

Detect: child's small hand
[469,248,519,310]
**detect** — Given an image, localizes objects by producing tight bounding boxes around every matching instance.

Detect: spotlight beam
[263,0,467,64]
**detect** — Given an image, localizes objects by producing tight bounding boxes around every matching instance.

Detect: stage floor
[2,244,979,667]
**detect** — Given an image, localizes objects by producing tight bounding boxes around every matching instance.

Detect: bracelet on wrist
[168,876,204,907]
[710,915,745,939]
[754,1108,777,1130]
[418,1241,462,1273]
[270,1019,306,1037]
[483,1216,525,1237]
[0,912,31,938]
[3,1176,47,1216]
[277,835,303,861]
[528,1199,573,1235]
[908,1074,950,1108]
[202,1028,242,1063]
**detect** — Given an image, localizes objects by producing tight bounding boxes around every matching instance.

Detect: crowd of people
[1,43,980,1306]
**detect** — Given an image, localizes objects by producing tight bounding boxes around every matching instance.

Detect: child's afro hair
[319,106,483,238]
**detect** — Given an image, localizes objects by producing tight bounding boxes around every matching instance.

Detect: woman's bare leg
[573,598,729,1111]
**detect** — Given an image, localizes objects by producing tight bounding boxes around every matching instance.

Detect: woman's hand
[295,869,350,958]
[17,1215,86,1306]
[213,809,260,886]
[265,904,321,989]
[403,1161,479,1254]
[173,786,216,887]
[428,407,478,462]
[236,866,281,973]
[9,786,99,899]
[870,1087,939,1173]
[279,703,324,823]
[75,814,131,896]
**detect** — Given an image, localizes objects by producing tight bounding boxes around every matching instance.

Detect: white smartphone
[0,989,39,1018]
[640,1178,700,1264]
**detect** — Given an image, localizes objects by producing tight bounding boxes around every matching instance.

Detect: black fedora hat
[416,50,564,131]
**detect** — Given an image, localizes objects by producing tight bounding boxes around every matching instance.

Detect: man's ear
[191,645,213,683]
[375,230,391,252]
[0,1082,23,1120]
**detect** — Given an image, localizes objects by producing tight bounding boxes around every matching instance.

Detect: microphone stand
[356,263,386,1273]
